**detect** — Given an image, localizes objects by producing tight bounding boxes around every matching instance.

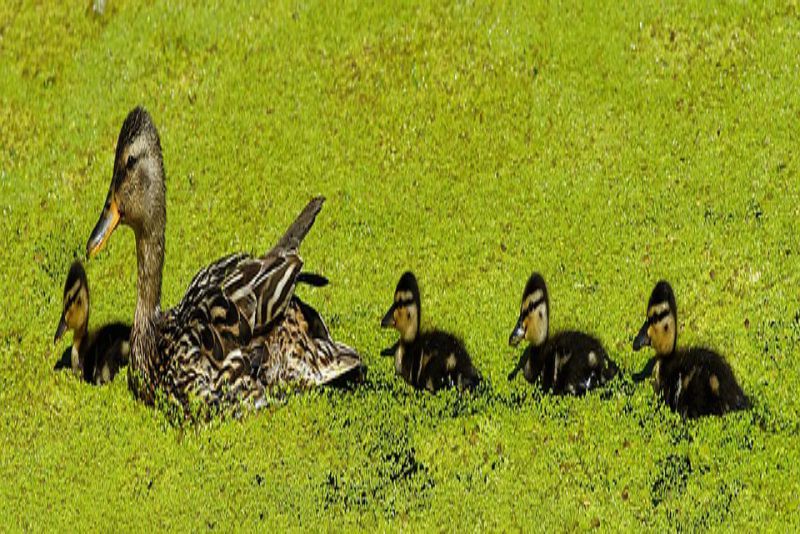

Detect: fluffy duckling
[632,280,748,418]
[380,272,481,392]
[508,273,617,395]
[53,261,131,385]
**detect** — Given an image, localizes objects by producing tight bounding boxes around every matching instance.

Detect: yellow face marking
[63,280,81,306]
[392,301,418,343]
[646,303,676,356]
[395,290,413,303]
[520,290,544,315]
[524,299,548,346]
[63,283,89,332]
[647,302,670,318]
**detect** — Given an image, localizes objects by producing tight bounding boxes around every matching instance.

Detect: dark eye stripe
[395,298,414,307]
[126,154,138,170]
[525,297,545,316]
[648,310,670,325]
[65,286,83,309]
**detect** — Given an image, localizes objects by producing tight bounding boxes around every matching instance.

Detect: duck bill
[508,317,525,346]
[632,320,651,351]
[380,304,397,328]
[53,315,67,345]
[87,193,120,258]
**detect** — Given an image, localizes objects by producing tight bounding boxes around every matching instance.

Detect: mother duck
[86,107,363,413]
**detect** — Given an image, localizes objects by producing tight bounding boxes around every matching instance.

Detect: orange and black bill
[86,191,120,258]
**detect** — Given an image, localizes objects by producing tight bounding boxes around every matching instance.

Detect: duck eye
[126,154,138,170]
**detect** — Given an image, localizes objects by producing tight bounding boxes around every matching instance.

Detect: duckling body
[395,330,478,392]
[85,107,363,413]
[633,281,748,418]
[53,261,130,385]
[381,272,480,392]
[513,331,617,395]
[508,273,617,395]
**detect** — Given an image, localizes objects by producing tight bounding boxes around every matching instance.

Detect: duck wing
[157,197,359,406]
[163,198,325,362]
[252,296,363,387]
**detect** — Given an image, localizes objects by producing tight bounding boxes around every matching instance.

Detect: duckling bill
[632,280,748,418]
[381,272,481,392]
[53,261,130,385]
[508,273,617,395]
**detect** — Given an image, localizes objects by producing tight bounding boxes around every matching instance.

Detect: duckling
[632,280,749,418]
[380,272,480,392]
[53,261,131,385]
[508,273,617,395]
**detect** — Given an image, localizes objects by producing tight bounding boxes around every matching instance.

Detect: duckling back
[84,322,132,385]
[525,331,616,395]
[656,348,749,418]
[412,330,480,392]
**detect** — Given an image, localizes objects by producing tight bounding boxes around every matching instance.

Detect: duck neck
[71,324,89,373]
[523,341,548,382]
[395,336,415,380]
[134,228,164,320]
[130,225,165,402]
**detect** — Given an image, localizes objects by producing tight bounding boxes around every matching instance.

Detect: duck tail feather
[316,340,366,386]
[296,272,329,287]
[274,196,325,252]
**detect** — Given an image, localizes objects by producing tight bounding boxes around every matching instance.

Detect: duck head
[381,271,420,344]
[54,261,90,344]
[87,106,166,258]
[633,280,677,356]
[509,272,549,347]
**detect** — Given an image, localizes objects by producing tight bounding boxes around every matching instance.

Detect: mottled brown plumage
[86,107,362,414]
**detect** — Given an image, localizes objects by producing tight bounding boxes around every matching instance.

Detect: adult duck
[86,107,363,414]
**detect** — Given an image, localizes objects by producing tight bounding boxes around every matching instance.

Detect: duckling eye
[126,154,138,170]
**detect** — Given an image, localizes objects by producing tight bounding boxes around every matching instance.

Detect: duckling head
[381,271,420,343]
[633,280,677,356]
[509,272,549,347]
[54,261,90,344]
[87,106,166,258]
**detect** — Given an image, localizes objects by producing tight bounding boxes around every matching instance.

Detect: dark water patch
[650,453,693,508]
[321,427,434,519]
